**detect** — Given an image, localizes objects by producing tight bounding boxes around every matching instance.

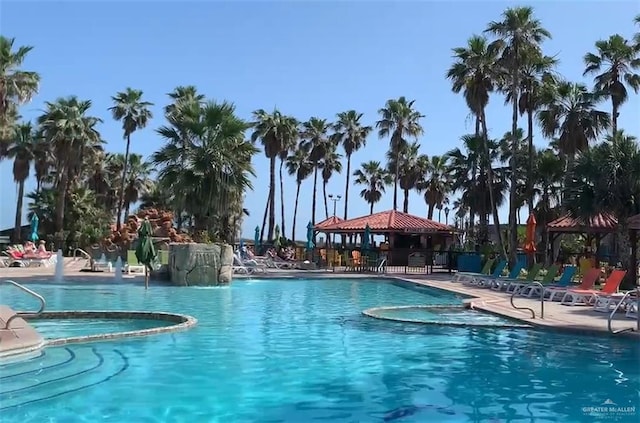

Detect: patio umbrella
[29,214,39,242]
[362,224,371,250]
[135,218,156,289]
[274,224,281,249]
[305,221,315,250]
[254,226,260,248]
[523,214,537,264]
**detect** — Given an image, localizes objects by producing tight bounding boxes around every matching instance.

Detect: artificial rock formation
[169,243,234,286]
[105,209,191,246]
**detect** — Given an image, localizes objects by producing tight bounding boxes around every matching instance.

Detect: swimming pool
[29,318,172,339]
[1,278,638,422]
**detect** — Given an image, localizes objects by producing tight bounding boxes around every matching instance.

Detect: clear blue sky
[2,1,639,239]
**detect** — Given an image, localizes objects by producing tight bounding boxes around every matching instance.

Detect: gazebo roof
[316,209,452,233]
[315,215,344,229]
[547,213,618,233]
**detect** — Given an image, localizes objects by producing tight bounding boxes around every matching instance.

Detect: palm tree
[109,88,153,230]
[275,115,299,238]
[634,15,640,50]
[564,131,640,288]
[332,110,372,219]
[376,97,424,211]
[583,34,640,134]
[299,117,332,226]
[486,5,551,263]
[446,35,505,255]
[354,161,392,214]
[37,96,102,237]
[420,155,450,220]
[286,144,313,241]
[122,154,154,219]
[537,81,610,169]
[0,36,40,156]
[7,122,36,241]
[533,149,564,264]
[386,142,429,213]
[320,142,343,218]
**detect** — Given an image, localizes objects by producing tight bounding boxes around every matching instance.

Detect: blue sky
[2,1,639,239]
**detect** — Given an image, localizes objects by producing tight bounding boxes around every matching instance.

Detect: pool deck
[1,263,639,340]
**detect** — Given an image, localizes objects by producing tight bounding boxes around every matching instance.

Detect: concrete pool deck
[1,263,639,340]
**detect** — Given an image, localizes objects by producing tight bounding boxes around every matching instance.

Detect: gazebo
[317,209,454,266]
[547,213,618,262]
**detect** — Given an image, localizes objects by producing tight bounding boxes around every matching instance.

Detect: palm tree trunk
[116,134,131,231]
[260,192,270,243]
[508,73,519,265]
[612,101,618,135]
[311,166,318,225]
[527,107,535,215]
[292,182,301,241]
[267,156,276,241]
[323,180,329,219]
[393,160,399,210]
[481,108,507,258]
[403,189,409,213]
[279,159,286,238]
[125,201,131,221]
[55,171,68,235]
[13,180,25,242]
[369,202,374,215]
[427,204,434,220]
[344,154,351,219]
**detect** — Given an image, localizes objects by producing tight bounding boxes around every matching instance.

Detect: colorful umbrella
[523,214,537,254]
[362,224,371,250]
[305,221,315,251]
[135,219,156,289]
[274,224,281,249]
[29,214,39,242]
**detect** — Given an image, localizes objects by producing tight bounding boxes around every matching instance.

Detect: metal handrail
[607,288,639,334]
[377,258,387,273]
[510,281,544,319]
[1,279,46,329]
[73,248,91,261]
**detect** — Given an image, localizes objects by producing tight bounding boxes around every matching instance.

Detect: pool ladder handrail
[607,288,639,334]
[1,279,46,329]
[377,258,387,274]
[510,281,544,319]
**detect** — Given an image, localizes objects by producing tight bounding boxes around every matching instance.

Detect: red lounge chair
[560,269,627,306]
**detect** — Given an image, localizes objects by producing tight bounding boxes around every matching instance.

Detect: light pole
[328,194,341,217]
[328,194,341,246]
[445,207,450,225]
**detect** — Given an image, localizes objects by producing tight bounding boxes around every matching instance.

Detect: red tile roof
[315,215,345,229]
[316,210,453,233]
[547,213,618,233]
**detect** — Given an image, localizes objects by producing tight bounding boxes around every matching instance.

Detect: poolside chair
[517,264,560,297]
[538,266,593,302]
[452,258,495,283]
[626,298,638,319]
[561,269,626,306]
[233,256,255,274]
[126,250,146,275]
[593,289,638,313]
[486,261,526,290]
[462,260,507,287]
[499,263,543,293]
[234,253,267,273]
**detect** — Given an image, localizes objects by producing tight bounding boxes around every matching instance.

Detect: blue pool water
[29,319,171,339]
[0,278,638,423]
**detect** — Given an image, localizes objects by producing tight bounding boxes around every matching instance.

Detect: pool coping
[0,310,197,359]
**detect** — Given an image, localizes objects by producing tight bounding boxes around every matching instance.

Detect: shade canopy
[523,214,537,253]
[305,221,315,250]
[274,224,281,248]
[29,214,39,242]
[316,210,453,234]
[135,219,157,267]
[362,224,371,250]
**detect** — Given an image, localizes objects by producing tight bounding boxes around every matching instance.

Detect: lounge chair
[626,299,638,319]
[593,290,637,313]
[498,263,543,293]
[452,258,495,283]
[486,262,526,290]
[234,254,267,273]
[521,266,578,300]
[516,264,560,297]
[126,250,146,275]
[462,260,507,286]
[561,269,627,306]
[266,255,298,269]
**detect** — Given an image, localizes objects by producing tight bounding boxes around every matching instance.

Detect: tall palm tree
[634,15,640,50]
[0,36,40,156]
[583,34,640,134]
[285,144,313,241]
[486,6,551,263]
[420,155,450,220]
[376,97,424,211]
[354,161,392,214]
[122,154,154,219]
[275,115,299,238]
[109,88,153,230]
[299,117,332,226]
[446,35,505,254]
[533,149,564,264]
[537,81,610,167]
[251,109,296,242]
[320,142,343,218]
[7,122,36,241]
[386,142,429,213]
[332,110,372,219]
[37,96,102,236]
